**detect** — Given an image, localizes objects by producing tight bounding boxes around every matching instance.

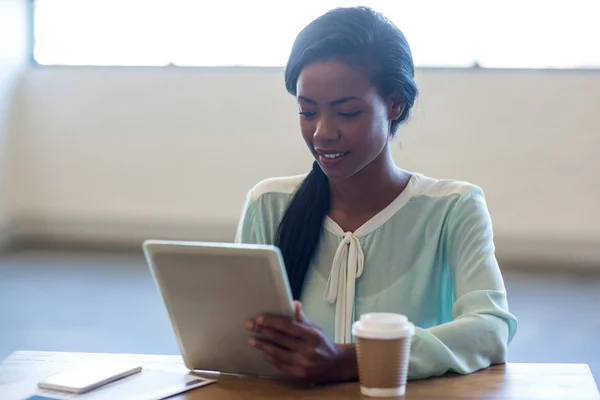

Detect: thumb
[294,300,310,324]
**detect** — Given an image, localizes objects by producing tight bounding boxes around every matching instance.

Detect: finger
[247,318,308,346]
[256,315,305,338]
[256,315,318,343]
[249,337,300,366]
[251,330,320,367]
[294,301,312,324]
[256,326,315,354]
[261,351,277,365]
[294,301,304,322]
[262,352,309,380]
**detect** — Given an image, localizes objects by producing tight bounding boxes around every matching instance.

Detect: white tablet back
[143,240,295,378]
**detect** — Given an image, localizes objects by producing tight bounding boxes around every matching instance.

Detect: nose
[313,115,340,143]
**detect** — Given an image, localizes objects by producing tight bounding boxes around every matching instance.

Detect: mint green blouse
[235,172,518,379]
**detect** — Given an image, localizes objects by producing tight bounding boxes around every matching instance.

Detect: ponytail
[275,161,330,299]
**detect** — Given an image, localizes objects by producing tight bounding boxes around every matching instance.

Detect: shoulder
[411,173,484,201]
[246,173,308,202]
[409,173,494,241]
[237,174,308,244]
[408,173,489,223]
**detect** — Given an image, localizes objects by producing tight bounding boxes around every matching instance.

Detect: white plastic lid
[352,313,415,340]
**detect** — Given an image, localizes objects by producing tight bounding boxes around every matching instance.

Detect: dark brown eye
[299,111,317,119]
[339,111,361,118]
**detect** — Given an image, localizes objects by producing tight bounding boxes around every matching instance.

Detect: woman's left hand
[245,301,357,383]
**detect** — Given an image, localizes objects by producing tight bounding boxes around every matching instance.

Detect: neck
[328,146,410,214]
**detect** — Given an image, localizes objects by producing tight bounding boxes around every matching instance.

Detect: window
[32,0,600,69]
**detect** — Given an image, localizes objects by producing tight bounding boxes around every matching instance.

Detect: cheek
[300,120,315,143]
[347,114,388,149]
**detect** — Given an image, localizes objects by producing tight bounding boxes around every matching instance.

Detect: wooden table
[0,351,598,399]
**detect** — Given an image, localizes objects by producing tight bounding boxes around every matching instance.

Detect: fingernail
[245,321,253,330]
[257,316,264,324]
[248,338,256,346]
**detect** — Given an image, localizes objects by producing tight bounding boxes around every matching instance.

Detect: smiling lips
[315,149,349,166]
[322,152,346,159]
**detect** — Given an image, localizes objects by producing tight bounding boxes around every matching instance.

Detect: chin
[318,163,355,181]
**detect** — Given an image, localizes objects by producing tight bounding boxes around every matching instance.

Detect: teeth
[323,153,345,159]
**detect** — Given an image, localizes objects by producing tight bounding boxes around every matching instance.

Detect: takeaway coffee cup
[352,313,415,397]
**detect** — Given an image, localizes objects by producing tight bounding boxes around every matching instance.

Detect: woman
[238,6,517,383]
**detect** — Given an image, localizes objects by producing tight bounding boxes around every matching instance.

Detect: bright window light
[33,0,600,69]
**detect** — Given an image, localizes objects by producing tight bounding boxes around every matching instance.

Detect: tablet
[143,240,295,379]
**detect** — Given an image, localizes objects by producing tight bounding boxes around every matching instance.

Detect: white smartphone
[37,364,142,394]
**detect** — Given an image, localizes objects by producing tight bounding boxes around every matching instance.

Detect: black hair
[275,6,419,300]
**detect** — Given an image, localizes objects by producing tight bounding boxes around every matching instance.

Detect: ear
[387,92,406,121]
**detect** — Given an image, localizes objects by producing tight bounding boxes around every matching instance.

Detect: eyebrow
[298,96,365,106]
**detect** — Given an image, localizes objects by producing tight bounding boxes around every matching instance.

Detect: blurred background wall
[2,65,600,266]
[0,0,27,249]
[1,0,599,268]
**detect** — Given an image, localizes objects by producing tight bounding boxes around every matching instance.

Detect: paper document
[29,369,215,400]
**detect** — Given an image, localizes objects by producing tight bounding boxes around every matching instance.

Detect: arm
[408,188,518,379]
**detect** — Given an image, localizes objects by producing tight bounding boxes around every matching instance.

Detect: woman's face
[296,59,402,180]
